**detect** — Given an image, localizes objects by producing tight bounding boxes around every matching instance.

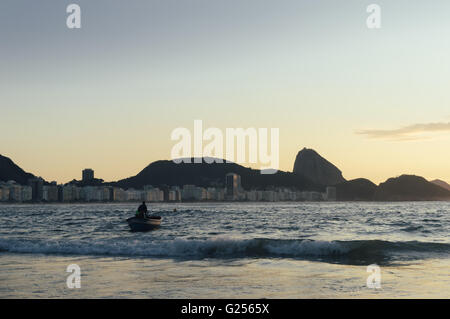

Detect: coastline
[1,199,450,206]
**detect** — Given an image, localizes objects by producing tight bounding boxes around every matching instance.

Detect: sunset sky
[1,0,450,184]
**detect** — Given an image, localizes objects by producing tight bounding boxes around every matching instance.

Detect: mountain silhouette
[430,179,450,191]
[0,154,36,185]
[114,158,322,191]
[335,178,377,201]
[2,153,449,201]
[293,148,346,186]
[374,175,450,201]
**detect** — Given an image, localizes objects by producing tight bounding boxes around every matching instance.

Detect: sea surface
[0,202,449,298]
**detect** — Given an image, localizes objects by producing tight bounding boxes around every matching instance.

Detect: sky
[1,0,450,184]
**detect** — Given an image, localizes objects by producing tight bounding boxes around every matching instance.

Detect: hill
[431,179,450,191]
[0,154,36,185]
[374,175,450,201]
[335,178,377,201]
[114,158,322,191]
[293,148,346,186]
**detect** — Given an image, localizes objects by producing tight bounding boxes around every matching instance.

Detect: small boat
[126,216,162,231]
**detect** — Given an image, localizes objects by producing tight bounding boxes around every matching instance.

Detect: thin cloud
[356,122,450,141]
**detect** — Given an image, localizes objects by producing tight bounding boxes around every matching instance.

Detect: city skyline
[1,1,450,184]
[0,169,336,203]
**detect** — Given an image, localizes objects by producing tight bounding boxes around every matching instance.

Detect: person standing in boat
[136,201,148,218]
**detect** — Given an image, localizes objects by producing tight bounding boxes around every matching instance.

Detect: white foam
[0,237,348,258]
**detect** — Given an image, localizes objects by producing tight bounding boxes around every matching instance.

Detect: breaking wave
[1,237,449,265]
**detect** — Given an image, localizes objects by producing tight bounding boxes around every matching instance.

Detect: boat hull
[127,216,162,231]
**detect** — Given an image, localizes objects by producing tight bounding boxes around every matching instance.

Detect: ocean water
[0,202,449,298]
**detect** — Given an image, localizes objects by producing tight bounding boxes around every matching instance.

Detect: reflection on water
[1,254,449,298]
